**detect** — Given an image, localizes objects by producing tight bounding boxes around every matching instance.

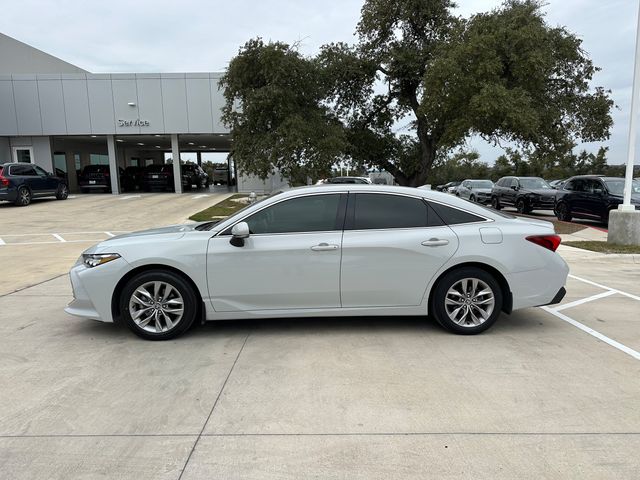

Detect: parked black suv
[78,165,124,193]
[181,164,209,190]
[554,176,640,223]
[121,166,146,192]
[491,176,555,213]
[0,162,68,206]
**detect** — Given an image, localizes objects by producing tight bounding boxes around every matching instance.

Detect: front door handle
[421,238,449,247]
[311,243,339,251]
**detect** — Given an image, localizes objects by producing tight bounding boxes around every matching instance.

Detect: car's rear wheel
[491,196,501,210]
[14,187,31,206]
[120,270,198,340]
[56,183,69,200]
[431,267,503,335]
[555,202,572,222]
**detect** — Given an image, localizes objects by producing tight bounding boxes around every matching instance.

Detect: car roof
[566,175,622,181]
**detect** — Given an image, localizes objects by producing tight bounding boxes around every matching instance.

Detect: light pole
[608,1,640,245]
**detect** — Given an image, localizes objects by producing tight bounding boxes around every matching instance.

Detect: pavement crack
[177,332,250,480]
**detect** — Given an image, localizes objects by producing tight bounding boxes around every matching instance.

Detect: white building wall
[237,170,290,194]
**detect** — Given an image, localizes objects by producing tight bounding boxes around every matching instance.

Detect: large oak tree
[221,0,613,186]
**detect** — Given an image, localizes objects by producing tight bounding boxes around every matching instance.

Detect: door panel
[341,227,458,307]
[207,232,342,312]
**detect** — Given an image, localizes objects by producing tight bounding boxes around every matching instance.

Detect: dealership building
[0,32,286,194]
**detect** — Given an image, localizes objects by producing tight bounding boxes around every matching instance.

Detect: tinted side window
[34,166,48,176]
[429,202,485,225]
[351,194,429,230]
[244,194,341,234]
[11,164,36,176]
[564,180,574,191]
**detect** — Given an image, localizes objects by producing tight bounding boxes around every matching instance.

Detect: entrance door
[12,147,34,163]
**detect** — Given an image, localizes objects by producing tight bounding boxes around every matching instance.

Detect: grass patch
[189,194,248,222]
[563,241,640,254]
[513,214,586,234]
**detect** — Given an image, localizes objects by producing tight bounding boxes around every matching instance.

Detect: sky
[1,0,638,166]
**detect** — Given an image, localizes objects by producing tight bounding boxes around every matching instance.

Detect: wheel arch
[111,264,205,324]
[428,262,513,315]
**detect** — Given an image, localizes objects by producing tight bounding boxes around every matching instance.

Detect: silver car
[457,179,494,204]
[65,185,568,340]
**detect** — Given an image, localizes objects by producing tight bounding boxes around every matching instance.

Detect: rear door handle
[311,243,339,251]
[421,238,449,247]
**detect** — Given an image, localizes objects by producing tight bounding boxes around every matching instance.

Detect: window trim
[216,192,348,237]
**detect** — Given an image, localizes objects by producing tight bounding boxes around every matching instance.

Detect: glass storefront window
[89,154,109,165]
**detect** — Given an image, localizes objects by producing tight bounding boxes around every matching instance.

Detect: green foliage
[221,0,613,186]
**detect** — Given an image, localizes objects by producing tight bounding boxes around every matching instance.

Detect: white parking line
[192,194,209,199]
[539,273,640,362]
[104,232,115,237]
[0,237,5,246]
[51,234,66,243]
[569,274,640,302]
[118,195,141,200]
[554,290,617,312]
[542,306,640,361]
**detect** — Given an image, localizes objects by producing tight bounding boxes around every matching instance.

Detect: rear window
[429,202,486,225]
[351,193,428,229]
[146,165,171,173]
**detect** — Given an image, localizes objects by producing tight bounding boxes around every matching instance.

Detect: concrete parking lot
[1,195,639,479]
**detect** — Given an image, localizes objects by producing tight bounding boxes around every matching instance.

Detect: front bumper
[64,257,130,323]
[529,197,555,210]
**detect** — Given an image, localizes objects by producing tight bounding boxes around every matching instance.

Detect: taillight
[526,234,561,252]
[0,169,8,187]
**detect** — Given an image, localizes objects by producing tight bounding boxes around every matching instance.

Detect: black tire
[556,202,572,222]
[119,270,198,340]
[430,267,503,335]
[56,183,69,200]
[469,195,476,203]
[14,186,31,206]
[516,198,528,214]
[491,196,502,210]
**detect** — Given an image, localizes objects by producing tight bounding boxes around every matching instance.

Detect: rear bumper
[545,287,566,306]
[507,254,569,310]
[0,188,17,202]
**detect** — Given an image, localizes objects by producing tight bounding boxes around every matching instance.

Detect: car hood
[103,223,202,242]
[524,189,555,196]
[472,188,492,194]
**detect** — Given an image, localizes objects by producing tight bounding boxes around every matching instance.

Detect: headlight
[82,253,121,268]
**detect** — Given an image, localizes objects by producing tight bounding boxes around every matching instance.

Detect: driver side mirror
[230,221,250,247]
[511,185,519,191]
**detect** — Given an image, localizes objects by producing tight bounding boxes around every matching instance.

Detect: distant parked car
[212,165,229,185]
[456,179,494,204]
[78,165,123,193]
[181,164,209,190]
[141,164,174,191]
[554,175,640,223]
[121,166,145,192]
[491,176,555,213]
[324,176,372,184]
[0,162,68,206]
[446,181,462,194]
[549,179,566,189]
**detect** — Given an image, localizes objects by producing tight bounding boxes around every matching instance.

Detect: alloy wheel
[444,278,495,327]
[18,188,31,205]
[128,281,184,333]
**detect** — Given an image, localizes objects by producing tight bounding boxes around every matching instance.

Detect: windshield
[519,178,551,189]
[605,179,640,195]
[470,180,493,188]
[202,191,284,230]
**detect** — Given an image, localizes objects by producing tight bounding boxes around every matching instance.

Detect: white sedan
[65,185,568,340]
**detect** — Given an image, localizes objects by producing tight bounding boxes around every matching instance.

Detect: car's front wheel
[491,196,501,210]
[469,194,476,203]
[430,267,503,335]
[516,198,527,214]
[120,270,198,340]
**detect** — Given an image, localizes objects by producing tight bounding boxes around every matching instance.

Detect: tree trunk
[394,123,436,187]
